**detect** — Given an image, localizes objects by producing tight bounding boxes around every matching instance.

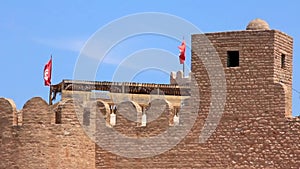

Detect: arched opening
[95,100,111,127]
[115,101,142,127]
[146,99,174,126]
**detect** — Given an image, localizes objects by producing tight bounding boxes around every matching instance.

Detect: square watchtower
[192,19,293,118]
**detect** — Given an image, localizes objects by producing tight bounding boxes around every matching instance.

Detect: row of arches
[80,99,184,128]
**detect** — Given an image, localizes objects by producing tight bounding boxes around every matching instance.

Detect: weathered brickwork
[0,98,95,169]
[189,29,299,168]
[1,19,300,168]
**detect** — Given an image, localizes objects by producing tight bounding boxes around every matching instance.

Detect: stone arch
[147,99,174,126]
[95,99,111,127]
[275,82,290,117]
[116,100,142,126]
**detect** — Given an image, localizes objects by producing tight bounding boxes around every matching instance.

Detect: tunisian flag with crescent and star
[178,40,186,64]
[44,57,52,86]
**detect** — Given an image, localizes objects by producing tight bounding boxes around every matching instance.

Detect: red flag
[44,57,52,86]
[178,40,186,64]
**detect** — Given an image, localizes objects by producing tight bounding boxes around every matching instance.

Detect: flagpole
[49,86,52,105]
[50,54,52,104]
[183,63,185,77]
[182,36,185,77]
[182,36,184,77]
[48,54,53,105]
[178,37,186,77]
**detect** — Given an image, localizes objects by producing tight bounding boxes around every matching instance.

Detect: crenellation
[1,19,300,168]
[22,97,51,125]
[170,71,191,85]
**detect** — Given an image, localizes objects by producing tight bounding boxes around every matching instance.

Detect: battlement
[1,19,300,168]
[170,70,191,85]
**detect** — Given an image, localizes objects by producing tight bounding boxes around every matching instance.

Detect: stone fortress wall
[1,19,300,168]
[0,97,96,169]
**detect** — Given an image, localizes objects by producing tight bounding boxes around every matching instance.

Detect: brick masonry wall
[0,98,18,169]
[0,97,95,169]
[1,29,300,169]
[93,30,300,168]
[273,31,293,117]
[190,30,300,168]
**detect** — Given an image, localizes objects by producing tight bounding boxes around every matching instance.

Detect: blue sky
[1,1,300,116]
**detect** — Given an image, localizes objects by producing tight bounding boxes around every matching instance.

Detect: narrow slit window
[281,54,286,69]
[55,107,62,124]
[227,51,239,67]
[83,108,90,126]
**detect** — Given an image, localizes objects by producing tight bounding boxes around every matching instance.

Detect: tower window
[227,51,239,67]
[281,54,286,69]
[55,107,62,124]
[83,108,90,126]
